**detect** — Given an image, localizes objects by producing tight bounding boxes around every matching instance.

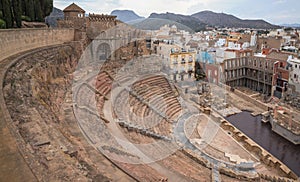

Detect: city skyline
[54,0,300,25]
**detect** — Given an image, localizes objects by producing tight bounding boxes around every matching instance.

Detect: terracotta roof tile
[266,50,291,61]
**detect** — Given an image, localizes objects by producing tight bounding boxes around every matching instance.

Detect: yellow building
[225,32,241,47]
[170,48,196,81]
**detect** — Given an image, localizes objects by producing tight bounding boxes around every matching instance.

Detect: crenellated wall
[0,28,75,61]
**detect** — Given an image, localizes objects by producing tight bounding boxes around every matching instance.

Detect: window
[173,58,178,64]
[181,58,186,64]
[280,62,283,68]
[188,56,193,63]
[296,64,298,68]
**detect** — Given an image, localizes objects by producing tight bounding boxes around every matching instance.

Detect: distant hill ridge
[112,9,279,31]
[110,10,144,23]
[280,23,300,28]
[192,11,279,29]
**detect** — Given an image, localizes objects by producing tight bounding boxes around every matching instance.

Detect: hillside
[45,7,64,27]
[192,11,279,29]
[111,10,144,23]
[149,12,207,32]
[128,18,194,32]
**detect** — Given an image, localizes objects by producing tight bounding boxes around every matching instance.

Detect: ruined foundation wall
[220,120,298,180]
[219,83,269,110]
[0,28,75,61]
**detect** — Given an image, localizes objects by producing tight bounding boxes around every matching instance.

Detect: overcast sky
[54,0,300,25]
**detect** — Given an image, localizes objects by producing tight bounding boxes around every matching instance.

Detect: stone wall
[0,28,75,61]
[2,45,86,181]
[219,83,269,110]
[220,120,298,180]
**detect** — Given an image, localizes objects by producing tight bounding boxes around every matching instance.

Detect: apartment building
[224,55,275,96]
[170,48,196,81]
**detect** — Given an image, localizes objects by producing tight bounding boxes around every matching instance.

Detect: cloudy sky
[54,0,299,25]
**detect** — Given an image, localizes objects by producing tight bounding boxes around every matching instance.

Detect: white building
[287,56,300,92]
[215,38,226,47]
[250,33,257,46]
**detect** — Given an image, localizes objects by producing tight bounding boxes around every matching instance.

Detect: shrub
[0,19,6,29]
[21,15,31,22]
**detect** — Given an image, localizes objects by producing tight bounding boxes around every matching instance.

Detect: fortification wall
[0,28,75,61]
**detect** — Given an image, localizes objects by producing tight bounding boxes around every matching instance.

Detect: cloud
[273,0,287,4]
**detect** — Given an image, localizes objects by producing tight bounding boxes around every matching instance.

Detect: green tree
[0,1,2,9]
[33,0,42,21]
[24,0,34,21]
[0,18,6,28]
[12,0,22,27]
[43,0,52,18]
[2,0,13,28]
[0,0,53,28]
[0,2,3,19]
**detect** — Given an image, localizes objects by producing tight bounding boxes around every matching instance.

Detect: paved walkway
[0,53,37,181]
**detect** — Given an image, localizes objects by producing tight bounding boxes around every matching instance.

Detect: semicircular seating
[113,75,183,138]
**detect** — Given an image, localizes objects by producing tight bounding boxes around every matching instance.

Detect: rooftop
[288,57,300,64]
[63,3,85,13]
[266,49,291,61]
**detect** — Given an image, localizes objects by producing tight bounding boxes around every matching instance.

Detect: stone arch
[97,43,111,61]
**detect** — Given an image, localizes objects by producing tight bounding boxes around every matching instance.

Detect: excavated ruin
[1,41,298,181]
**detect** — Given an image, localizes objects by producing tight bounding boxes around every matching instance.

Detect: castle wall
[0,28,75,61]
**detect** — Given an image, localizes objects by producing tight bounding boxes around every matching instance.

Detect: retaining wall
[0,28,75,61]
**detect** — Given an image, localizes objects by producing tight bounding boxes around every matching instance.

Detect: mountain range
[47,7,283,31]
[191,11,279,29]
[111,10,280,31]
